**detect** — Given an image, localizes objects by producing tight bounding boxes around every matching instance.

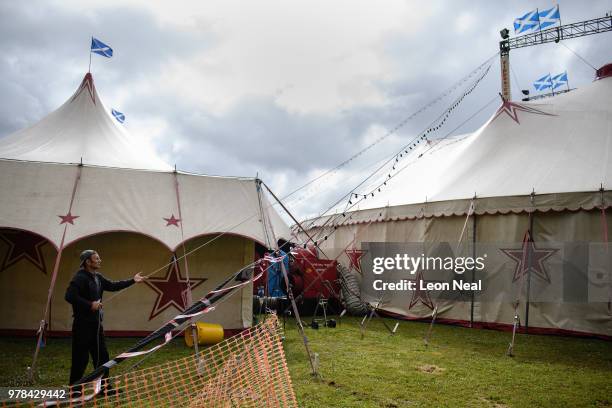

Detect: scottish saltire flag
[91,37,113,58]
[514,9,540,34]
[111,109,125,123]
[538,6,561,30]
[551,72,568,89]
[534,74,553,91]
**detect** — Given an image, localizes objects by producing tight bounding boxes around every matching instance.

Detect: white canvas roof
[0,73,290,248]
[357,75,612,211]
[0,73,171,170]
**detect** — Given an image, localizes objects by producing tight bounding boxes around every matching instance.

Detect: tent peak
[70,73,97,106]
[0,73,172,171]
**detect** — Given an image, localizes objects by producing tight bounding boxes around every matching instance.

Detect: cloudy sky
[1,0,611,220]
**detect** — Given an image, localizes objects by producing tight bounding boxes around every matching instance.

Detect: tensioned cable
[306,93,499,241]
[559,41,597,71]
[280,52,500,205]
[303,62,495,237]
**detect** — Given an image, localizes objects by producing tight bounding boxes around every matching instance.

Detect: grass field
[1,317,610,407]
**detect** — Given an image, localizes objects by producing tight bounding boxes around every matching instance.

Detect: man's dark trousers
[69,320,110,385]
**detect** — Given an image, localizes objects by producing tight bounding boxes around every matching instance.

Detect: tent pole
[29,240,66,382]
[255,180,274,325]
[470,197,478,328]
[258,180,318,376]
[525,192,536,333]
[455,199,476,328]
[507,229,531,357]
[423,199,475,345]
[172,171,201,361]
[599,187,611,312]
[29,165,82,382]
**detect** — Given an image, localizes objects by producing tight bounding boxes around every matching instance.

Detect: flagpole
[88,37,92,73]
[536,8,541,42]
[549,73,554,96]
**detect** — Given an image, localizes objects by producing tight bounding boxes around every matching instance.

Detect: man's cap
[79,250,96,266]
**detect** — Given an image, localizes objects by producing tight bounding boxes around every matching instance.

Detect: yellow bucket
[184,322,224,347]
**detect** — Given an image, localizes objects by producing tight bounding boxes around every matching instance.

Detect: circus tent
[0,73,289,335]
[308,66,612,338]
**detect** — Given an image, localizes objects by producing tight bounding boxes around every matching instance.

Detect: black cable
[559,42,597,71]
[305,62,494,235]
[281,52,500,205]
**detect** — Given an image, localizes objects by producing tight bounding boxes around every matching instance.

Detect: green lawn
[1,317,611,407]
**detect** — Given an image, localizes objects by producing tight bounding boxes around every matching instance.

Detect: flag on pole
[514,9,540,34]
[111,109,125,123]
[91,37,113,58]
[538,6,561,30]
[533,74,552,91]
[551,72,568,89]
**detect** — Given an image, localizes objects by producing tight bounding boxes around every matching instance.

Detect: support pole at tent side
[454,199,477,329]
[258,180,318,376]
[599,186,611,313]
[30,238,66,383]
[30,165,83,382]
[172,171,200,360]
[525,192,536,333]
[507,229,530,357]
[425,199,476,345]
[470,196,478,328]
[254,179,274,325]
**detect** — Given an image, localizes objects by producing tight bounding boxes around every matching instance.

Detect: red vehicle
[253,244,340,311]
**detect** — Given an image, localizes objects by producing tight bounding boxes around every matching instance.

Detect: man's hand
[134,272,145,283]
[91,300,103,311]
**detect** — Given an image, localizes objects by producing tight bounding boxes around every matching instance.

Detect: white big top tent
[0,73,289,335]
[307,65,612,339]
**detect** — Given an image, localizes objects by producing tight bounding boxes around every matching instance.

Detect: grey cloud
[1,0,611,219]
[0,1,212,135]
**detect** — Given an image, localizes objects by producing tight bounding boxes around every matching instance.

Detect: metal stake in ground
[360,296,399,338]
[424,305,438,346]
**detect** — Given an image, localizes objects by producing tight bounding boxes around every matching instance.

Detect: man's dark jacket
[65,269,134,324]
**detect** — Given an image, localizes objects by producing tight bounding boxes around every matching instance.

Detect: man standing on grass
[65,249,144,390]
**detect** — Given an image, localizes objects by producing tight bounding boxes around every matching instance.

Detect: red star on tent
[0,230,48,274]
[492,100,556,125]
[501,239,558,283]
[345,248,367,273]
[407,269,435,310]
[144,256,206,320]
[163,214,181,227]
[58,211,79,225]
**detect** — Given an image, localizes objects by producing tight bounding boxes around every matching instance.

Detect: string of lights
[302,60,494,241]
[281,52,500,208]
[303,84,497,246]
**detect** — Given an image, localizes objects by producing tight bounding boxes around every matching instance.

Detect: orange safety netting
[8,315,297,408]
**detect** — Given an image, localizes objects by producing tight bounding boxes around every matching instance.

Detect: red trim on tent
[0,227,59,251]
[377,309,612,341]
[171,231,270,252]
[310,203,612,227]
[595,63,612,80]
[1,225,278,253]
